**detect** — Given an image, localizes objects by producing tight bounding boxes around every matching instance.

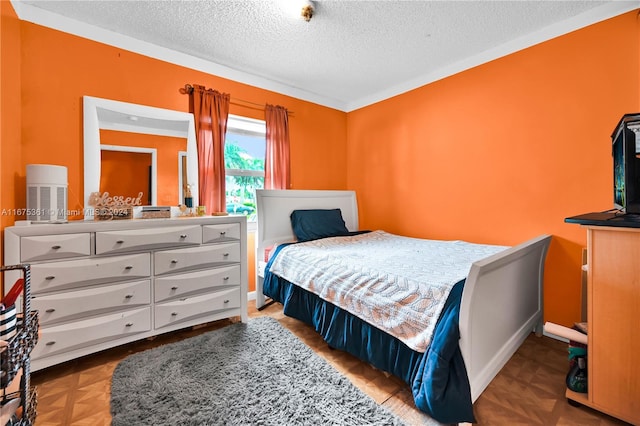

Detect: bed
[254,189,551,424]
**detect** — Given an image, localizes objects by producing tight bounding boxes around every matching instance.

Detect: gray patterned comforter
[268,230,507,352]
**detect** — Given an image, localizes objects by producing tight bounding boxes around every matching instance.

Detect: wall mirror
[83,95,198,220]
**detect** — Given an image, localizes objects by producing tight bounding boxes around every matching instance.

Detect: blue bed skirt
[263,246,476,424]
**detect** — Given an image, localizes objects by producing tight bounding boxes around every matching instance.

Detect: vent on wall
[26,164,68,222]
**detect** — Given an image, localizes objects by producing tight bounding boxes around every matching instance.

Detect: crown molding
[11,0,348,112]
[346,1,639,112]
[11,0,639,113]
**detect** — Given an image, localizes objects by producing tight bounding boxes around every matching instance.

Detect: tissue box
[141,206,171,219]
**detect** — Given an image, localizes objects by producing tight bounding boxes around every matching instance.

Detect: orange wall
[347,11,640,327]
[15,21,348,219]
[4,5,640,322]
[1,0,22,264]
[8,19,348,292]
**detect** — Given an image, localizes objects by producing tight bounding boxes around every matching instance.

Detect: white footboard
[458,234,551,402]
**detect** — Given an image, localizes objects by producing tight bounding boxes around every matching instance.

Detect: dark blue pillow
[290,209,350,242]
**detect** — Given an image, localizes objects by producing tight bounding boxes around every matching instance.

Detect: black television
[612,113,640,214]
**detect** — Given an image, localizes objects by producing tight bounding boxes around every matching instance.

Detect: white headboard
[255,189,359,252]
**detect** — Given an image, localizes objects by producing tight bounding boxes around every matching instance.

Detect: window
[225,115,266,221]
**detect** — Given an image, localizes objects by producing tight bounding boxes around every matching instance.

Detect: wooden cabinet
[4,216,247,372]
[566,226,640,424]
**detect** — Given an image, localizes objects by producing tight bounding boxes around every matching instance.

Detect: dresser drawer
[154,287,240,329]
[30,253,151,294]
[202,223,241,243]
[154,265,240,302]
[21,233,90,262]
[154,243,240,275]
[33,280,151,326]
[95,225,202,255]
[32,307,151,360]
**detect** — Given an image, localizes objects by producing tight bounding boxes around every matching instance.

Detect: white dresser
[3,216,248,372]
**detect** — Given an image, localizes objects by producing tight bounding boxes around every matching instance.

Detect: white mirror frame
[83,95,199,220]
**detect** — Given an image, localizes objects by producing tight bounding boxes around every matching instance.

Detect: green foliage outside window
[225,139,264,220]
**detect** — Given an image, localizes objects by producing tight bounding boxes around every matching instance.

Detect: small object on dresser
[94,206,133,221]
[141,206,171,219]
[178,204,191,217]
[89,191,141,221]
[184,184,193,208]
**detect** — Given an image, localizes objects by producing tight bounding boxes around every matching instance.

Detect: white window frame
[225,114,266,230]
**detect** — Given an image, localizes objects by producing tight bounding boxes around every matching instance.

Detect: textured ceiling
[14,0,639,111]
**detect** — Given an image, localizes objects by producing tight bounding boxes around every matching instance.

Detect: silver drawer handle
[51,245,61,250]
[45,308,55,313]
[45,275,55,280]
[220,231,226,236]
[223,253,229,257]
[124,294,133,299]
[171,259,179,264]
[171,286,178,290]
[223,299,230,303]
[125,323,133,327]
[179,234,187,239]
[46,341,56,346]
[171,312,178,316]
[223,276,229,281]
[124,265,133,270]
[116,240,124,244]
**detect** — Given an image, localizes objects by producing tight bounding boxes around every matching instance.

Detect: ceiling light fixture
[300,0,314,22]
[279,0,315,22]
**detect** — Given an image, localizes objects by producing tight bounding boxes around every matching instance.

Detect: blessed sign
[89,191,144,221]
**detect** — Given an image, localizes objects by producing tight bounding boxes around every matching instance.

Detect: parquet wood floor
[30,301,631,426]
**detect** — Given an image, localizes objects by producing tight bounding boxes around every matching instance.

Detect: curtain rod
[182,84,294,115]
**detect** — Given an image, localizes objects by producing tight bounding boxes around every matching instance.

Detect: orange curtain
[265,104,291,189]
[190,85,230,213]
